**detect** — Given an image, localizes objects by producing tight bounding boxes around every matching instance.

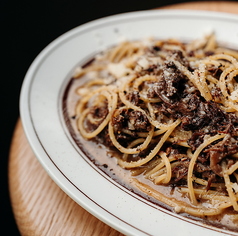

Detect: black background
[2,0,235,235]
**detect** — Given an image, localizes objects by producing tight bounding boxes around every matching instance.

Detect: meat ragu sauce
[63,34,238,232]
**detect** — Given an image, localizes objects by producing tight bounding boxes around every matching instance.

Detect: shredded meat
[204,135,238,176]
[112,109,150,133]
[127,110,150,131]
[127,91,140,106]
[172,160,190,182]
[154,60,187,104]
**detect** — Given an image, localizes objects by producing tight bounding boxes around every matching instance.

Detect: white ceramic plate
[20,9,238,236]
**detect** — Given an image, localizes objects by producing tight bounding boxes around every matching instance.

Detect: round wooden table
[9,2,238,235]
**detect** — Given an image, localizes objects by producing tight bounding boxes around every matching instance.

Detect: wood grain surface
[9,2,238,235]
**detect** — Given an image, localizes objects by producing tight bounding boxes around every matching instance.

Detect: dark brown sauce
[62,62,238,235]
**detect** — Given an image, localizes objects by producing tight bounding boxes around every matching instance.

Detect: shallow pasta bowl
[20,9,238,236]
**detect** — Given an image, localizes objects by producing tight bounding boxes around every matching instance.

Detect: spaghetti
[71,33,238,224]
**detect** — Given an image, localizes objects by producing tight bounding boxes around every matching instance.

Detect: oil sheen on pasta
[63,33,238,232]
